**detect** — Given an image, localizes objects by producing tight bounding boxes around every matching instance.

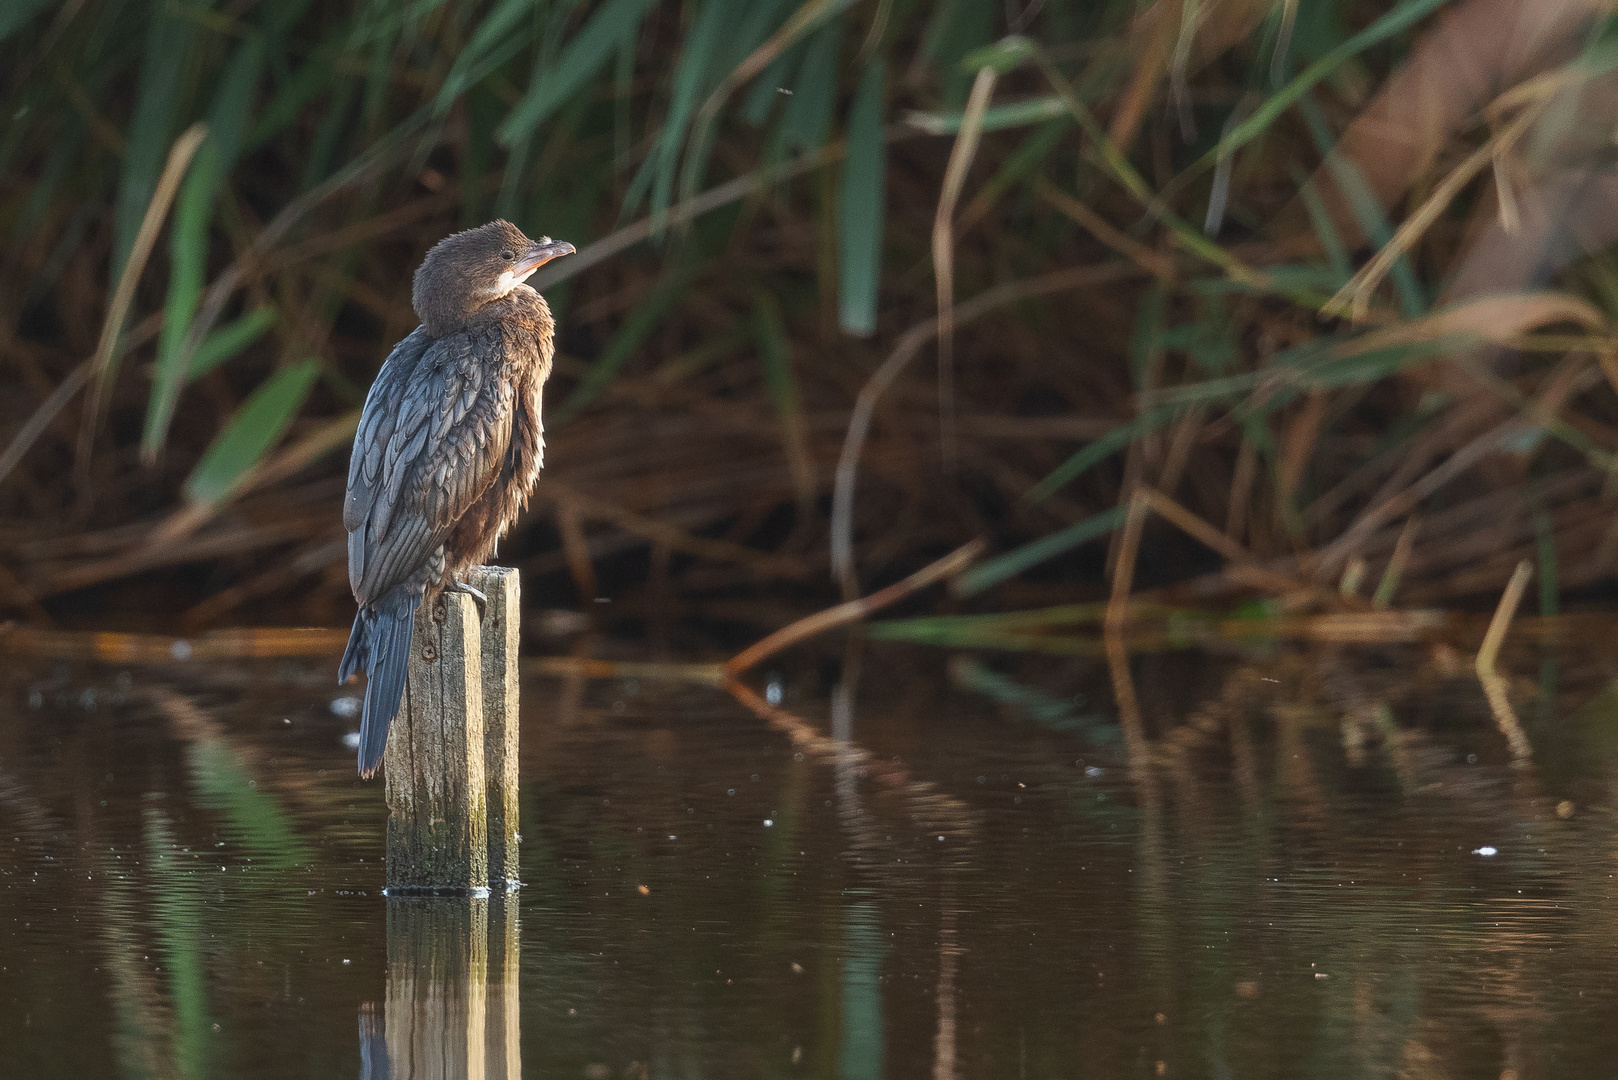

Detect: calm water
[4,638,1618,1078]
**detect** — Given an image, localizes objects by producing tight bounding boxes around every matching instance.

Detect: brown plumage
[339,220,573,777]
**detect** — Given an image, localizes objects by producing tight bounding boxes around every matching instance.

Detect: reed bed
[4,0,1618,634]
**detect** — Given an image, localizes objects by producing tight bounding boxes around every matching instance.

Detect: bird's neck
[421,286,551,339]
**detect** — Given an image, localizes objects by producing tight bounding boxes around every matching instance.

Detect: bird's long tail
[338,588,423,778]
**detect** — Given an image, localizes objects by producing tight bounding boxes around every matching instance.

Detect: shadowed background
[5,0,1618,636]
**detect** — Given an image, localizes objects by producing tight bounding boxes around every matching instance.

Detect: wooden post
[467,566,521,888]
[385,591,488,893]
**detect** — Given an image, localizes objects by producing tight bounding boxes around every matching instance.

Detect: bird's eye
[501,250,514,261]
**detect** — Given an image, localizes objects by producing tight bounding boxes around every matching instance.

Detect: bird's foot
[446,579,487,618]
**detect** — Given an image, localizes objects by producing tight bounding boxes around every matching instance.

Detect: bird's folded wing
[345,327,515,604]
[345,327,430,535]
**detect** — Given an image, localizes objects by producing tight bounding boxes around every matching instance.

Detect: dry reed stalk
[0,625,347,661]
[1476,559,1534,679]
[1338,556,1367,597]
[179,536,345,629]
[530,140,856,293]
[1315,418,1520,579]
[725,538,984,676]
[11,2,1618,630]
[829,262,1144,598]
[932,67,998,468]
[1277,389,1327,509]
[1325,103,1544,321]
[172,121,433,378]
[79,122,210,478]
[1477,558,1536,763]
[1155,404,1205,496]
[1143,488,1254,565]
[1104,486,1330,622]
[1224,433,1256,540]
[1105,489,1150,632]
[554,497,599,604]
[1035,180,1177,280]
[1376,473,1593,577]
[1106,0,1186,152]
[1103,632,1156,795]
[1216,610,1449,643]
[522,656,726,685]
[149,412,364,547]
[532,477,811,580]
[1372,516,1419,610]
[37,515,324,597]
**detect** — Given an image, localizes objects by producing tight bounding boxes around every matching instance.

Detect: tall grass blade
[246,37,346,152]
[676,0,845,206]
[1292,164,1352,283]
[186,307,278,380]
[1196,0,1452,175]
[498,0,658,146]
[1024,406,1179,505]
[645,0,731,226]
[957,117,1070,229]
[83,123,210,474]
[1535,508,1559,617]
[753,290,816,509]
[1300,98,1426,317]
[781,18,843,150]
[436,0,539,114]
[837,59,886,336]
[0,0,52,44]
[552,275,692,424]
[923,0,995,107]
[146,36,267,461]
[743,42,803,128]
[905,95,1066,135]
[954,506,1128,597]
[184,360,321,507]
[114,3,199,280]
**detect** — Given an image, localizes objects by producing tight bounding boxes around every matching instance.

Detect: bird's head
[411,220,574,336]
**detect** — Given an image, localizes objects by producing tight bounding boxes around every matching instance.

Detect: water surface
[3,639,1618,1078]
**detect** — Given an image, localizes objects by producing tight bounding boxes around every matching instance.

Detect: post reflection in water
[360,895,520,1080]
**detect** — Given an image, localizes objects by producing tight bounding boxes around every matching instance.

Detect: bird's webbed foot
[446,579,487,618]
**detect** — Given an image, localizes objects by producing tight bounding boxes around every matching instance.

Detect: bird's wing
[344,326,515,604]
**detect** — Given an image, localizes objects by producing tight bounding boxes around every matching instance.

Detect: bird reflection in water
[358,895,520,1079]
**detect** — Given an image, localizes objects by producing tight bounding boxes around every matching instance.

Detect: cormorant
[339,220,574,777]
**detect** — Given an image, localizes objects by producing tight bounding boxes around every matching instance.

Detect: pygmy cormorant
[339,220,574,777]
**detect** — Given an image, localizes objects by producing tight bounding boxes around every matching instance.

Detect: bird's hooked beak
[512,238,575,281]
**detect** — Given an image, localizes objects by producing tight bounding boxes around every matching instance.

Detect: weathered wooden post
[383,565,520,894]
[467,566,521,889]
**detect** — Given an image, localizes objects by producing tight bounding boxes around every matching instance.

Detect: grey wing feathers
[345,326,516,604]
